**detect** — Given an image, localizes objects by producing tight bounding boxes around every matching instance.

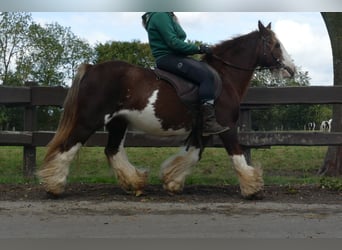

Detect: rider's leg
[156,55,229,136]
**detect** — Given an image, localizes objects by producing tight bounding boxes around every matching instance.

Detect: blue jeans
[156,55,215,102]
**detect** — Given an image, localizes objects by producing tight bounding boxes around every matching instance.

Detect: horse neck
[205,31,261,98]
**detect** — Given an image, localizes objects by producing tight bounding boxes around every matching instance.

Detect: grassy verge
[0,146,341,188]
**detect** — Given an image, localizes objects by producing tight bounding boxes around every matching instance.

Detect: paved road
[1,200,341,238]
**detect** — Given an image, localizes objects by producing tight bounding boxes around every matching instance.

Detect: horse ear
[258,21,271,35]
[258,20,265,31]
[258,20,266,33]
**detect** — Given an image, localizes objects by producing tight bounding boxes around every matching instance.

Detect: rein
[211,51,285,72]
[211,54,256,71]
[210,35,285,72]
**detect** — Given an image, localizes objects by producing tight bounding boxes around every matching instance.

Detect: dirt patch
[0,183,341,204]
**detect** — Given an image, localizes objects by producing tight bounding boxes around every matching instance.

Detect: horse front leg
[219,128,264,199]
[105,118,148,196]
[160,146,201,193]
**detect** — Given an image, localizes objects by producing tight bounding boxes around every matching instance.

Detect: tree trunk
[319,13,342,176]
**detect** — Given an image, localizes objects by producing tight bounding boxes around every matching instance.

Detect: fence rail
[1,85,342,177]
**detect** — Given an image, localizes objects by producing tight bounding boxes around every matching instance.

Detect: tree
[95,40,154,68]
[319,13,342,176]
[0,12,32,85]
[23,22,95,86]
[0,14,95,130]
[0,13,32,130]
[23,22,95,130]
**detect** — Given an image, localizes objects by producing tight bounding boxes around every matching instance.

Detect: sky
[31,12,333,86]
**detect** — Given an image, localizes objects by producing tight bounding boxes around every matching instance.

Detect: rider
[142,12,229,136]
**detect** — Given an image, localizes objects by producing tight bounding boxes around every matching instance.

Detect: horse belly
[124,109,188,136]
[105,89,189,136]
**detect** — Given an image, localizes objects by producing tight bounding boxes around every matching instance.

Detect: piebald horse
[38,21,295,199]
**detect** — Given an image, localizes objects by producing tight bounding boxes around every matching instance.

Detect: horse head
[257,20,296,78]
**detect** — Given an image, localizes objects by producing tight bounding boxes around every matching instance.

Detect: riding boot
[201,102,230,136]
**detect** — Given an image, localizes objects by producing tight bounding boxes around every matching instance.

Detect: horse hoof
[244,190,264,200]
[135,190,144,197]
[46,191,63,199]
[163,181,184,194]
[166,190,182,196]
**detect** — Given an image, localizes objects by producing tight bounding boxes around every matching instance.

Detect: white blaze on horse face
[107,90,187,136]
[279,40,296,77]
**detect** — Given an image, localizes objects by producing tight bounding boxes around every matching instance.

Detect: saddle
[153,65,222,106]
[153,65,223,152]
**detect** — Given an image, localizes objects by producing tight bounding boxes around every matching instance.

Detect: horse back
[78,60,157,108]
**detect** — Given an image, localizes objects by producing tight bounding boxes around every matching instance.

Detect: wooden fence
[1,85,342,177]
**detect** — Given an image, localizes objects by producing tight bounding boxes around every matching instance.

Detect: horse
[320,119,332,132]
[37,21,295,199]
[306,122,316,131]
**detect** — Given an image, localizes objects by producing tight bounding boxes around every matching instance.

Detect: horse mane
[215,30,260,54]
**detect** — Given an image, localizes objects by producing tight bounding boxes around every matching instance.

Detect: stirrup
[202,125,230,136]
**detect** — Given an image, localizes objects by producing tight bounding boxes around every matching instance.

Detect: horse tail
[44,63,92,159]
[37,64,93,194]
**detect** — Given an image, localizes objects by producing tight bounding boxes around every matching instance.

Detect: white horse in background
[320,119,332,132]
[306,122,316,131]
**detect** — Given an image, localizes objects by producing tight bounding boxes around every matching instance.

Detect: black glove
[199,44,213,55]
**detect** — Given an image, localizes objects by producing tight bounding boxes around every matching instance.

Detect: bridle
[210,34,285,72]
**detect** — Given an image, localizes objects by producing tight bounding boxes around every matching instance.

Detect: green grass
[0,145,340,187]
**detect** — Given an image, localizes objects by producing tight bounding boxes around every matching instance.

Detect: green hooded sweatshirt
[143,12,200,60]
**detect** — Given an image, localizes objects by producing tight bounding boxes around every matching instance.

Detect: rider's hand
[199,45,213,55]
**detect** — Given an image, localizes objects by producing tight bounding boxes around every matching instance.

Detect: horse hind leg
[105,118,148,196]
[37,125,93,196]
[160,146,201,193]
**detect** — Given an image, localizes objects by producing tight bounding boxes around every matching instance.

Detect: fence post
[23,81,37,178]
[239,108,252,164]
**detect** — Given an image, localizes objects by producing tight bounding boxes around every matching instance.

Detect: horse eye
[275,43,280,49]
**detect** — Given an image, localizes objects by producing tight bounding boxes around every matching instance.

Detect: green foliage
[0,107,24,131]
[95,40,154,68]
[1,13,95,87]
[252,104,332,131]
[23,22,95,86]
[0,12,32,85]
[0,12,95,130]
[251,68,332,131]
[0,107,8,129]
[36,107,62,131]
[320,177,342,191]
[251,67,310,87]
